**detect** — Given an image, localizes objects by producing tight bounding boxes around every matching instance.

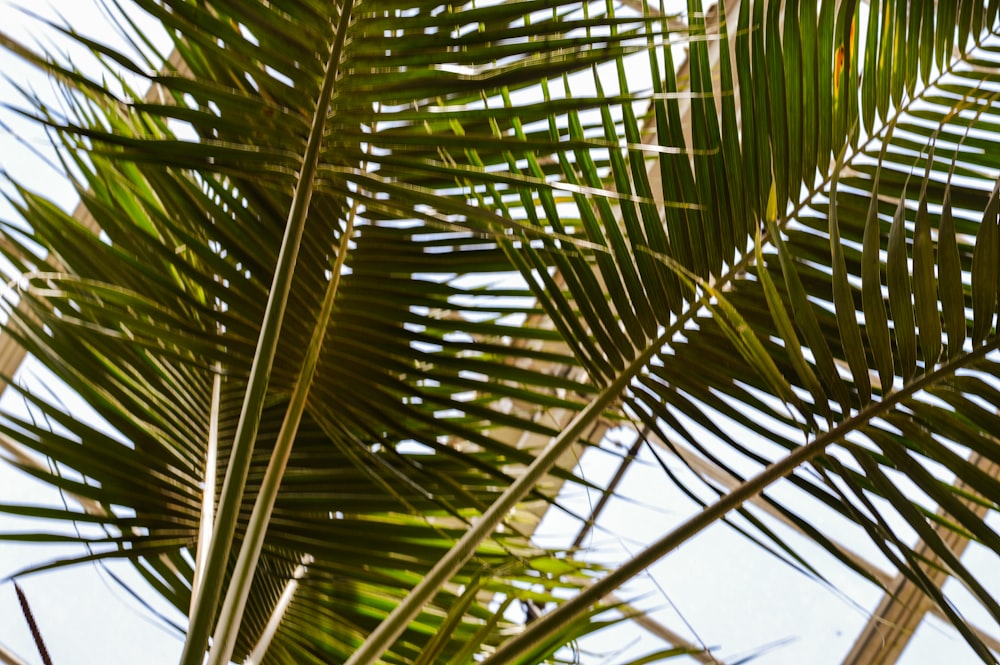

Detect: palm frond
[2,0,1000,663]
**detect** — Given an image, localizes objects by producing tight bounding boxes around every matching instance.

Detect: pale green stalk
[177,5,354,661]
[244,556,313,665]
[189,364,221,615]
[206,211,355,665]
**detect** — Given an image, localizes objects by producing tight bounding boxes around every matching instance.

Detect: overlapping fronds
[1,0,999,663]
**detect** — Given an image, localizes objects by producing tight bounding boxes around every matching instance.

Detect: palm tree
[1,0,999,663]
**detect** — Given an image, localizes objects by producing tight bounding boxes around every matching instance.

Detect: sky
[0,3,185,663]
[0,2,996,665]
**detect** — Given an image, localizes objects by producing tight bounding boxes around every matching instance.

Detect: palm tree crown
[1,0,999,663]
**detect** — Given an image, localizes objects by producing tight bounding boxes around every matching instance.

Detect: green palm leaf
[2,0,1000,664]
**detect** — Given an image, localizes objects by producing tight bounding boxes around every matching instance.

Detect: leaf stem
[13,582,52,665]
[206,202,356,665]
[177,3,355,661]
[188,363,220,616]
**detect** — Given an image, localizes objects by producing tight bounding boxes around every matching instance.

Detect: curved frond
[1,0,1000,663]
